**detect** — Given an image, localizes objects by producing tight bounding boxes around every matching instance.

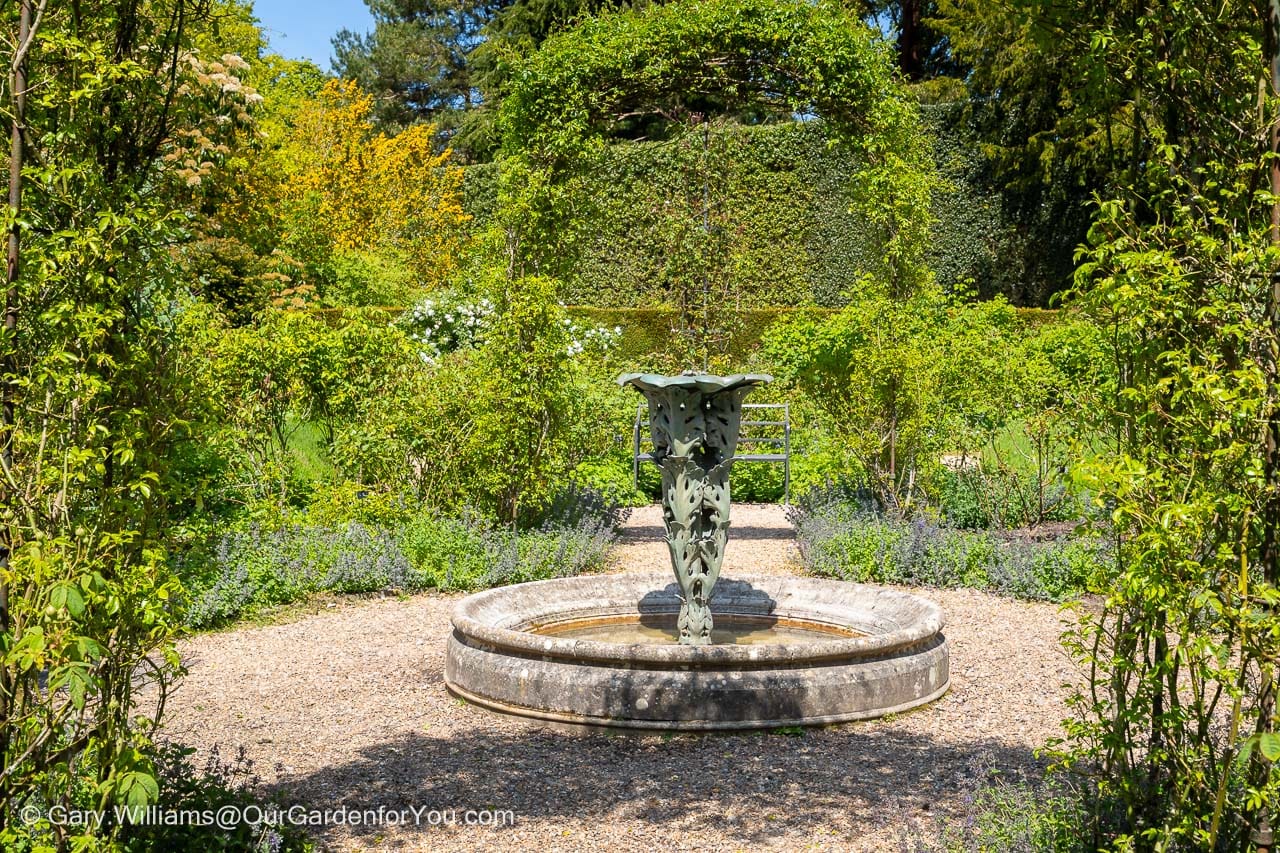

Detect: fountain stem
[619,372,771,644]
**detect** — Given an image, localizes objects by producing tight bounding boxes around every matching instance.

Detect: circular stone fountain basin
[444,574,949,730]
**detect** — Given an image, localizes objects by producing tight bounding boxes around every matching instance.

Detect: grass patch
[285,418,336,486]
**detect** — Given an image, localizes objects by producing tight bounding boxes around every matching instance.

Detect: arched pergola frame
[493,0,935,297]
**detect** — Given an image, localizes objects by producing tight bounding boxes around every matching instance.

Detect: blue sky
[252,0,374,70]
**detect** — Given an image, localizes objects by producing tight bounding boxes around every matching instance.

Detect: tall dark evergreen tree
[860,0,965,80]
[334,0,639,157]
[333,0,506,129]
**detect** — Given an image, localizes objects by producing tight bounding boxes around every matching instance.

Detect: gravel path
[158,505,1080,852]
[608,503,802,576]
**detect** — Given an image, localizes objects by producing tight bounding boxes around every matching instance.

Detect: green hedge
[563,306,821,367]
[310,305,1059,367]
[461,112,1075,308]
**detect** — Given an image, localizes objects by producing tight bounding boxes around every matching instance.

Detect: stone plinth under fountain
[443,373,949,729]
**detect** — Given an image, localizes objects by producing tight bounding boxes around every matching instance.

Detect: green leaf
[50,583,85,617]
[117,771,158,810]
[1259,732,1280,762]
[66,666,89,711]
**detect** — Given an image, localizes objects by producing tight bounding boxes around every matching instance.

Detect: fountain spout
[618,372,772,644]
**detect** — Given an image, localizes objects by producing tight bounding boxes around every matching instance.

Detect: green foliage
[182,65,472,322]
[326,250,419,307]
[945,314,1106,529]
[764,288,1018,511]
[301,480,415,527]
[461,160,503,222]
[909,770,1095,852]
[463,117,1071,308]
[185,305,428,509]
[190,306,332,503]
[935,0,1263,211]
[0,0,268,839]
[272,79,471,300]
[285,419,337,490]
[168,45,301,326]
[568,458,648,508]
[920,96,1088,306]
[489,120,826,307]
[1053,179,1280,849]
[119,743,313,852]
[333,0,494,131]
[498,0,935,302]
[462,275,596,521]
[179,234,280,325]
[564,305,825,370]
[728,462,785,504]
[182,521,414,627]
[936,464,1085,531]
[584,301,1093,513]
[180,492,624,625]
[924,0,1274,313]
[190,276,629,528]
[396,511,494,590]
[397,501,621,590]
[252,55,329,134]
[791,490,1101,602]
[763,290,1102,515]
[1037,1,1280,839]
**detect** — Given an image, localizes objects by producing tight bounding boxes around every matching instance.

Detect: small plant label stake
[618,372,772,645]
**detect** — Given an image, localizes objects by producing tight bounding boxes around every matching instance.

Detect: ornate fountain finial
[618,372,772,645]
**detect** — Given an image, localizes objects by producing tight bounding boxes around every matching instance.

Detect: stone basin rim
[450,573,946,667]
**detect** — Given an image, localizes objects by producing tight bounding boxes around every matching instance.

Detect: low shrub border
[180,490,630,630]
[789,490,1101,602]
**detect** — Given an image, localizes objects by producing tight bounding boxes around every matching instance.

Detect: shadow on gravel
[270,721,1045,846]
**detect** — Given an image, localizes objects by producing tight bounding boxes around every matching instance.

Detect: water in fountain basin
[535,615,861,646]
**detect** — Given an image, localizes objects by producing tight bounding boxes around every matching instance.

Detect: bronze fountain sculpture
[617,372,771,645]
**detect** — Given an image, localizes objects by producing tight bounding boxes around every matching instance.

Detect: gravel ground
[157,504,1081,852]
[608,503,803,577]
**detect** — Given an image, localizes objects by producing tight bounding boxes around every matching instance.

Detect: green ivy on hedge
[461,112,1075,308]
[492,0,935,305]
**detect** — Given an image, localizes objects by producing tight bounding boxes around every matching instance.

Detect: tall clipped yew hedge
[466,107,1071,308]
[493,0,936,310]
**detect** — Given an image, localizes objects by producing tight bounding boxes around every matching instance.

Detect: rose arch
[493,0,935,295]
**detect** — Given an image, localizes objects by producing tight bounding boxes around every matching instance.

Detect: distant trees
[277,79,470,292]
[333,0,634,156]
[333,0,503,127]
[335,0,969,146]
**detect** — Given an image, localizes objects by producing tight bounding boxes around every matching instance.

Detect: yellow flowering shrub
[284,80,469,290]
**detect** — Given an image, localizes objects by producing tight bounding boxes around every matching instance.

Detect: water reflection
[537,616,859,646]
